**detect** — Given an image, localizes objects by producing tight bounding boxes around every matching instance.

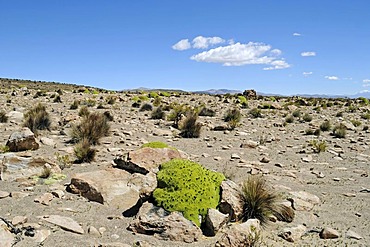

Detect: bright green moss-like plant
[153,159,225,226]
[141,141,174,149]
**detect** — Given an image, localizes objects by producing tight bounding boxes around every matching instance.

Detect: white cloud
[359,90,370,93]
[293,32,301,36]
[363,79,370,83]
[172,39,191,51]
[301,51,316,57]
[303,72,313,77]
[263,60,290,70]
[192,36,225,49]
[190,42,290,69]
[325,76,339,80]
[270,49,282,56]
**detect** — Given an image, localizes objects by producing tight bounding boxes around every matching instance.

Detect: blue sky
[1,1,369,95]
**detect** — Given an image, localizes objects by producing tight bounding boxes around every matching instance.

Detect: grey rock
[219,180,244,221]
[128,202,202,243]
[12,216,27,226]
[113,147,186,174]
[40,215,84,234]
[127,172,157,197]
[346,230,362,240]
[33,229,51,243]
[34,192,54,206]
[0,190,10,199]
[88,225,101,237]
[278,224,307,242]
[68,168,140,211]
[40,137,56,147]
[240,140,258,148]
[204,208,229,236]
[0,220,15,247]
[215,219,260,247]
[320,227,340,239]
[5,127,39,152]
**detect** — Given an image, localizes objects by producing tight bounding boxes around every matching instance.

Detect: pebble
[320,227,340,239]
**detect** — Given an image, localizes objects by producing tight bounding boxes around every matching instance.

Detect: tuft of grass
[0,110,8,123]
[224,108,241,130]
[320,120,331,131]
[151,107,165,120]
[350,119,361,127]
[284,115,294,124]
[103,111,114,121]
[332,124,346,138]
[23,103,51,134]
[302,113,313,122]
[179,111,202,138]
[249,108,262,118]
[241,176,282,227]
[74,138,96,163]
[198,107,216,117]
[292,110,301,118]
[71,112,110,145]
[70,100,80,110]
[106,96,116,105]
[78,106,90,117]
[39,166,52,179]
[53,95,62,103]
[309,139,327,153]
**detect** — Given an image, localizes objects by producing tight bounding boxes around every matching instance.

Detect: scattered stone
[98,243,130,247]
[68,168,140,211]
[302,155,313,162]
[215,219,260,247]
[0,190,10,199]
[204,208,229,236]
[240,140,258,148]
[34,192,54,205]
[278,224,307,243]
[88,225,101,237]
[320,227,340,239]
[40,137,56,147]
[342,193,356,197]
[51,190,65,198]
[40,215,84,234]
[127,172,157,197]
[260,156,270,163]
[230,153,240,159]
[113,147,186,174]
[0,220,15,247]
[10,191,29,199]
[219,180,244,221]
[33,229,51,243]
[12,216,27,226]
[5,127,39,152]
[333,177,341,181]
[128,202,202,243]
[214,156,222,161]
[346,230,362,240]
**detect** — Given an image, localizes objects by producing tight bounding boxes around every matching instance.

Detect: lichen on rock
[153,159,225,226]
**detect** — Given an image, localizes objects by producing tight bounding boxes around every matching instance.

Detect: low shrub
[350,119,361,127]
[224,108,241,130]
[71,112,110,145]
[302,113,313,122]
[320,120,331,131]
[139,103,153,112]
[285,115,294,124]
[179,111,202,138]
[141,141,175,149]
[153,159,225,226]
[70,100,80,110]
[198,107,216,117]
[249,108,262,118]
[309,140,327,153]
[74,138,96,163]
[23,103,51,134]
[103,111,114,121]
[78,106,90,117]
[332,124,346,138]
[292,110,301,118]
[151,107,165,120]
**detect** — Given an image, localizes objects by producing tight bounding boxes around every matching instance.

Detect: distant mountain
[192,89,242,95]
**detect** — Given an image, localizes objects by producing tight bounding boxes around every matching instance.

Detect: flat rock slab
[219,179,244,221]
[113,147,187,174]
[40,215,84,234]
[0,154,61,181]
[6,127,39,152]
[68,168,140,210]
[0,221,15,247]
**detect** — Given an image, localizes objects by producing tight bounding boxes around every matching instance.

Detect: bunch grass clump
[198,107,216,117]
[249,108,262,118]
[74,138,96,163]
[241,176,286,226]
[151,107,165,120]
[179,111,202,138]
[153,159,225,226]
[309,139,327,153]
[320,120,331,131]
[224,108,241,130]
[23,103,51,134]
[139,103,153,112]
[71,112,110,145]
[332,124,346,138]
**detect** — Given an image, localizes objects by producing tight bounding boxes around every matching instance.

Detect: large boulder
[288,191,320,211]
[0,154,61,181]
[113,147,187,174]
[215,219,261,247]
[127,202,202,243]
[219,180,244,221]
[204,208,229,236]
[5,128,39,152]
[68,168,141,211]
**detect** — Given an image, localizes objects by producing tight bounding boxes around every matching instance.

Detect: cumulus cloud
[303,72,313,77]
[325,76,339,80]
[293,32,301,36]
[172,39,191,51]
[301,51,316,57]
[190,42,290,69]
[363,79,370,83]
[192,36,225,49]
[359,90,370,93]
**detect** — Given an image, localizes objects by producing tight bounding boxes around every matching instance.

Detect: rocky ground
[0,82,369,246]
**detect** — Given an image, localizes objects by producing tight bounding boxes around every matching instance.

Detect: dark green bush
[198,107,216,117]
[78,106,90,117]
[151,107,165,120]
[139,103,153,112]
[302,113,312,122]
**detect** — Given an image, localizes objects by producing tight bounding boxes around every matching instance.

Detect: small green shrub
[71,112,110,145]
[302,113,313,122]
[361,113,370,120]
[179,111,202,138]
[74,138,96,163]
[332,124,346,138]
[0,110,8,123]
[139,103,153,112]
[149,92,159,98]
[82,99,96,107]
[309,140,327,153]
[238,95,247,105]
[305,129,315,135]
[141,141,175,149]
[151,107,165,120]
[106,96,116,105]
[249,108,262,118]
[224,108,241,129]
[241,176,281,226]
[153,159,225,226]
[23,103,51,134]
[285,115,294,124]
[168,104,190,128]
[350,119,361,127]
[320,120,331,131]
[292,110,301,118]
[198,107,216,117]
[314,129,321,136]
[336,111,344,117]
[53,95,62,103]
[153,97,162,107]
[160,91,171,97]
